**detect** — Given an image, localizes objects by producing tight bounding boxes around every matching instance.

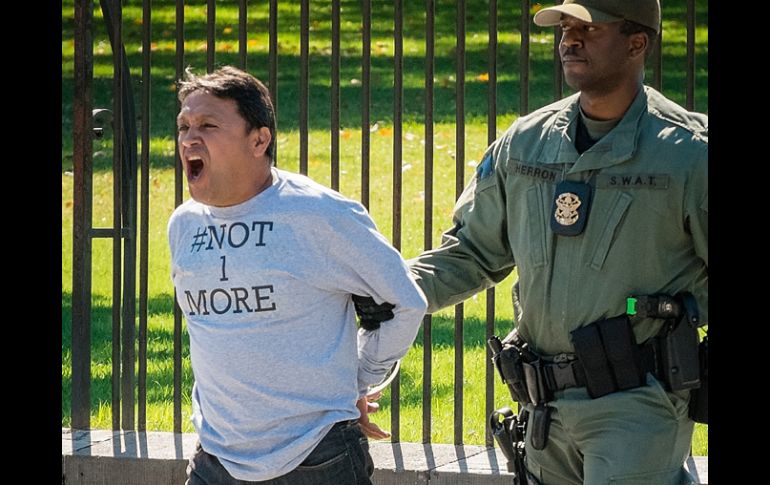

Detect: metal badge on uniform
[550,180,591,236]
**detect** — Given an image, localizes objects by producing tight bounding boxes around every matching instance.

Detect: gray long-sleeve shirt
[168,167,427,481]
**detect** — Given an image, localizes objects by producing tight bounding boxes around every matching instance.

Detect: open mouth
[187,157,204,181]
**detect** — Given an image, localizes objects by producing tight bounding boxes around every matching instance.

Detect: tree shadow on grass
[62,291,514,420]
[62,291,193,419]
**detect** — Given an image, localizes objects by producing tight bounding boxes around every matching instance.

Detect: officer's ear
[628,32,648,60]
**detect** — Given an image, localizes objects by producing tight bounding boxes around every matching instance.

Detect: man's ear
[628,32,649,60]
[251,126,272,158]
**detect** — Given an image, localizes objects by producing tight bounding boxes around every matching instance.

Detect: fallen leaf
[476,72,490,82]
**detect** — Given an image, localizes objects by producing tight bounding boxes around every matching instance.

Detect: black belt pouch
[597,316,645,391]
[570,324,615,398]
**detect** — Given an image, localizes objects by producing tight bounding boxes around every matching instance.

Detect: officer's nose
[560,30,583,50]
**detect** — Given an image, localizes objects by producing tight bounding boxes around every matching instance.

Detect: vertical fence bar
[299,0,309,175]
[652,29,662,91]
[453,302,464,446]
[137,0,151,432]
[238,0,247,69]
[331,0,340,190]
[207,0,215,72]
[120,38,138,434]
[173,0,185,434]
[686,0,695,110]
[422,0,434,444]
[485,0,497,449]
[487,1,497,145]
[520,0,530,115]
[454,0,465,446]
[269,0,278,164]
[361,0,371,209]
[391,0,404,442]
[553,25,563,101]
[72,0,94,431]
[97,0,140,433]
[110,0,124,431]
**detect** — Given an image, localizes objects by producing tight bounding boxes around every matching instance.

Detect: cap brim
[533,5,622,27]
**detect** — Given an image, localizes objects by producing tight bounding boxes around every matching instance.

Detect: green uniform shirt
[410,86,708,355]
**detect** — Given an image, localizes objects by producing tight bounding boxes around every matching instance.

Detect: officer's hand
[356,393,391,440]
[352,295,395,331]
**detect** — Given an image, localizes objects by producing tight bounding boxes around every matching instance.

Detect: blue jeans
[186,420,374,485]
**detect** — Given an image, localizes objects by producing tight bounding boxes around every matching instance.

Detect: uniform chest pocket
[588,192,632,271]
[526,185,548,268]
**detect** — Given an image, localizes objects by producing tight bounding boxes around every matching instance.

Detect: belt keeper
[548,361,578,391]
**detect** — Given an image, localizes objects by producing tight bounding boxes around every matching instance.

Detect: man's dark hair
[620,20,658,61]
[178,66,276,162]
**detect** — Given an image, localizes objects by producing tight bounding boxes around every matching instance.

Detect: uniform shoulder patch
[476,153,495,180]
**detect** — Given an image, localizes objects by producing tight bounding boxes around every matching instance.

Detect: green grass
[62,0,708,455]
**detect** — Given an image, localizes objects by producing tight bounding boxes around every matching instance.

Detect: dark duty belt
[521,343,659,404]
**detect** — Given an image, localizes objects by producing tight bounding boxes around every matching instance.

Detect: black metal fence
[68,0,707,447]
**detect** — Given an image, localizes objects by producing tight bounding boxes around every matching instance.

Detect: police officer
[360,0,707,483]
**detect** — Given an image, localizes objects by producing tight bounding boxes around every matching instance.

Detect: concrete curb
[62,428,707,484]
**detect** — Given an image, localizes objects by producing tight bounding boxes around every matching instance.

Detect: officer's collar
[539,87,649,171]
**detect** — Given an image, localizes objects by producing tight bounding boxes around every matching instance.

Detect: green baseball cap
[533,0,661,33]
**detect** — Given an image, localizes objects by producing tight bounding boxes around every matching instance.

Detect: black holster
[489,407,528,484]
[655,293,701,392]
[488,330,552,452]
[688,332,708,423]
[632,292,707,422]
[489,331,533,405]
[489,407,543,485]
